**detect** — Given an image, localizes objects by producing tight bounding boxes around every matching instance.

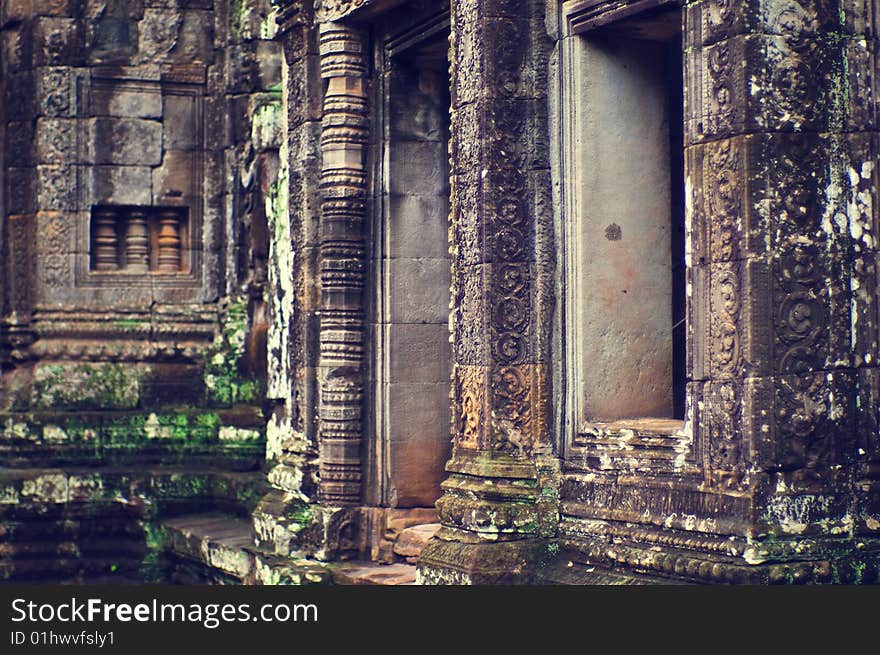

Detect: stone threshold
[160,514,440,585]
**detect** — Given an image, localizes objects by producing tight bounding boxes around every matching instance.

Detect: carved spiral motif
[497,264,525,292]
[766,1,820,51]
[496,297,527,331]
[777,291,823,344]
[493,227,525,261]
[494,333,523,363]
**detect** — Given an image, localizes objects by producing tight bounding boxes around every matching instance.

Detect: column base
[252,489,360,561]
[417,531,555,585]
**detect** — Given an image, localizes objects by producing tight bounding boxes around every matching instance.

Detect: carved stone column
[418,0,557,584]
[316,21,368,506]
[254,1,363,564]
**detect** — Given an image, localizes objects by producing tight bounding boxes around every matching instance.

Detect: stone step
[393,522,441,562]
[159,513,334,585]
[160,513,256,582]
[332,562,418,585]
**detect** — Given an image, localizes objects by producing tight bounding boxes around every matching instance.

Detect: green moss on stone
[33,363,140,411]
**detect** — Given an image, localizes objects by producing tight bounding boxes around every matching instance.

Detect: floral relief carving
[710,264,741,377]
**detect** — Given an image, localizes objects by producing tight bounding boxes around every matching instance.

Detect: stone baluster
[93,207,119,271]
[157,210,182,272]
[124,208,150,272]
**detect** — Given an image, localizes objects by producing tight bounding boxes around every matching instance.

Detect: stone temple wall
[3,0,880,586]
[0,0,282,582]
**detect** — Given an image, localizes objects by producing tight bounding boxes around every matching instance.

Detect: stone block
[6,74,36,124]
[8,121,37,168]
[6,169,36,214]
[389,140,450,197]
[88,117,163,165]
[72,284,154,310]
[255,40,282,90]
[686,34,866,144]
[387,381,452,507]
[36,165,76,211]
[33,17,83,66]
[3,25,34,73]
[140,363,206,406]
[91,166,152,205]
[393,523,441,559]
[34,211,75,256]
[168,10,214,63]
[35,253,76,302]
[389,257,452,324]
[32,362,141,410]
[389,324,452,384]
[387,194,450,259]
[152,150,195,203]
[35,66,74,117]
[769,249,851,375]
[224,45,257,94]
[136,8,183,62]
[89,84,162,118]
[35,118,76,164]
[685,0,873,48]
[162,93,200,151]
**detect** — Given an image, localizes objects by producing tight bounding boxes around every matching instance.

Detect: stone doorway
[365,15,452,561]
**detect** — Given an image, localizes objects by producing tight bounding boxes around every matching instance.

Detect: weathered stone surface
[88,117,163,165]
[388,258,451,324]
[332,562,417,585]
[35,118,76,164]
[33,17,84,66]
[162,93,200,150]
[90,85,162,118]
[91,165,152,205]
[152,150,195,202]
[393,523,441,559]
[3,0,880,588]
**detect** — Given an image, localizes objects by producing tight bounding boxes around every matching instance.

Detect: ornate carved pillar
[316,21,369,506]
[548,0,880,583]
[255,1,364,564]
[418,0,557,584]
[674,0,880,582]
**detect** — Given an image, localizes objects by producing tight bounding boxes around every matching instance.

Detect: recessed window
[90,205,189,273]
[570,7,685,423]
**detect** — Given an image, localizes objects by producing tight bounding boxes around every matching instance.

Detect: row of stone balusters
[93,207,183,272]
